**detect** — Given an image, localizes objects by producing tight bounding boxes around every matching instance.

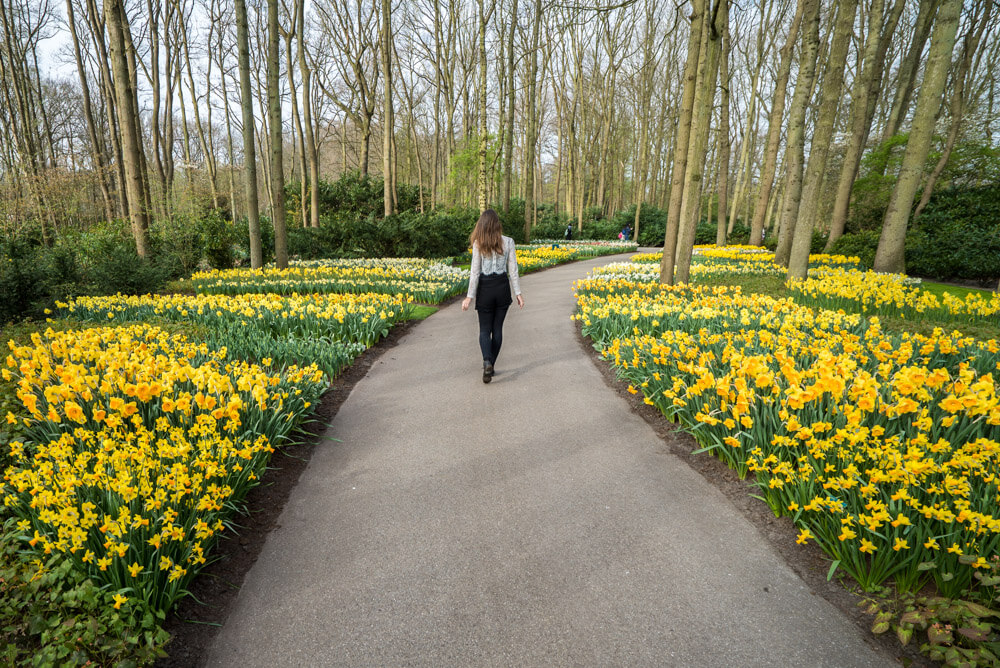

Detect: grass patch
[919,280,996,301]
[408,305,438,320]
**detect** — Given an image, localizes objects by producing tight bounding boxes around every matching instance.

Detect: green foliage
[829,230,880,269]
[234,214,276,266]
[286,209,473,260]
[197,209,239,269]
[442,136,498,207]
[0,521,170,666]
[72,226,173,297]
[287,171,423,226]
[0,237,53,323]
[848,134,909,233]
[905,185,1000,281]
[860,582,1000,668]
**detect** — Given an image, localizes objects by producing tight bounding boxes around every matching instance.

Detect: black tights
[477,306,509,365]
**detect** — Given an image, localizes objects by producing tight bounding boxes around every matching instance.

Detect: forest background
[2,0,1000,324]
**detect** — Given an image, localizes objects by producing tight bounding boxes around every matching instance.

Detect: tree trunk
[881,0,939,145]
[675,0,724,285]
[104,0,150,257]
[748,0,805,248]
[236,0,262,268]
[66,0,115,222]
[476,0,491,211]
[773,0,821,268]
[715,24,730,247]
[824,0,901,249]
[787,0,858,279]
[297,0,319,228]
[873,0,961,274]
[381,0,395,217]
[913,0,991,219]
[523,0,542,242]
[267,0,287,267]
[502,0,518,213]
[660,0,704,285]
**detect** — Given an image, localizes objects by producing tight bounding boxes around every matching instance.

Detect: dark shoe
[483,362,494,384]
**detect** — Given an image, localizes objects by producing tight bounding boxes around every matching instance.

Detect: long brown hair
[469,209,504,256]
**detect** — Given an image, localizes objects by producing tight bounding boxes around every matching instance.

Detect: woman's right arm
[463,244,481,310]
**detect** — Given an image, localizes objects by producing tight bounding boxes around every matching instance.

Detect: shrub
[0,238,51,323]
[905,185,1000,281]
[234,215,275,266]
[829,230,880,269]
[610,204,667,246]
[198,209,239,269]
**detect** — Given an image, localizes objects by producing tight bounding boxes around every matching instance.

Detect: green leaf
[962,602,998,618]
[917,561,937,571]
[897,625,913,646]
[872,621,890,634]
[957,627,990,642]
[928,626,954,645]
[827,560,840,581]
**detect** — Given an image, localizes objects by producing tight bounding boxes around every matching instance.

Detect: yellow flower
[923,538,940,550]
[893,538,910,551]
[112,593,127,609]
[838,527,857,542]
[127,562,143,577]
[859,539,877,554]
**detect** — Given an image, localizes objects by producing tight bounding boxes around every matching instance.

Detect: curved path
[207,254,896,667]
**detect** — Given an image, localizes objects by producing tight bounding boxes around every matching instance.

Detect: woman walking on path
[462,209,525,383]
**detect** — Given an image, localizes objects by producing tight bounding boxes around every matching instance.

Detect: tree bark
[787,0,858,279]
[297,0,319,228]
[772,0,821,268]
[747,0,804,248]
[881,0,939,145]
[236,0,262,268]
[267,0,288,267]
[873,0,961,274]
[66,0,115,222]
[104,0,150,256]
[660,0,704,284]
[715,23,730,247]
[674,0,724,285]
[523,0,542,241]
[381,0,395,216]
[824,0,901,249]
[913,0,991,219]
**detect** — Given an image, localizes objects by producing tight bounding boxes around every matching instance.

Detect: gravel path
[206,254,896,667]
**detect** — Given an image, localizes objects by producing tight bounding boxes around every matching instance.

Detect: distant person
[621,224,632,242]
[564,223,573,241]
[462,209,525,384]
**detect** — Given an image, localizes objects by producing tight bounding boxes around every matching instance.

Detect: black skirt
[475,273,513,311]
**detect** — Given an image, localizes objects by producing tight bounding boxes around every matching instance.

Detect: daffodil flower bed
[54,292,412,377]
[575,273,1000,599]
[514,242,633,273]
[631,247,860,276]
[789,266,1000,327]
[523,240,637,256]
[2,324,328,613]
[191,258,466,303]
